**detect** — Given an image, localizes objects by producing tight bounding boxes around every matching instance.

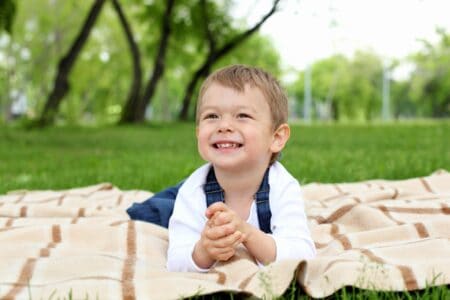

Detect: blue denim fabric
[126,180,184,228]
[126,167,272,233]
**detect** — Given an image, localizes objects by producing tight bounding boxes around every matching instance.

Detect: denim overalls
[127,167,273,234]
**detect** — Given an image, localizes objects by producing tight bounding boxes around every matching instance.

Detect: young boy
[167,65,316,272]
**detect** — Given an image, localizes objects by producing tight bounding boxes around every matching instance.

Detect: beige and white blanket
[0,170,449,299]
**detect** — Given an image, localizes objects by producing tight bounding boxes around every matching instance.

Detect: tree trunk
[112,0,143,124]
[178,58,213,120]
[38,0,106,126]
[331,100,339,121]
[132,0,175,123]
[177,0,280,121]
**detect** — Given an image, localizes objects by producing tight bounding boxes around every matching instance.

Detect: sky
[237,0,450,75]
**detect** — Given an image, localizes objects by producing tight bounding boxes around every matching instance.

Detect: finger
[212,230,242,248]
[215,248,235,261]
[229,230,244,248]
[212,211,233,226]
[206,213,218,227]
[205,224,230,240]
[232,231,245,247]
[239,232,247,243]
[206,202,228,217]
[207,245,234,260]
[205,208,215,219]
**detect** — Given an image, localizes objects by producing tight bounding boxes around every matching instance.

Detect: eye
[237,113,252,119]
[203,113,219,120]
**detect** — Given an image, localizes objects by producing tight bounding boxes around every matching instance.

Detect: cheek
[197,129,211,154]
[245,127,271,142]
[197,128,208,144]
[197,137,208,161]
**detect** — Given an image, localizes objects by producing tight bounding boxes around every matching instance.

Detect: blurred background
[0,0,449,126]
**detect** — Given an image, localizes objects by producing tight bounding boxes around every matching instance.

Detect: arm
[242,223,276,265]
[206,180,316,265]
[269,181,316,261]
[167,189,210,272]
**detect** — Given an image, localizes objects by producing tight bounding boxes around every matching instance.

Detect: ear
[270,123,290,153]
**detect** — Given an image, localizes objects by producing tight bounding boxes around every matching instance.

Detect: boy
[167,65,316,272]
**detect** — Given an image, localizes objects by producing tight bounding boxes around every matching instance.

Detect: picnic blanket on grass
[0,170,449,299]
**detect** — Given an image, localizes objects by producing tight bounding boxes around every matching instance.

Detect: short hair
[196,64,288,130]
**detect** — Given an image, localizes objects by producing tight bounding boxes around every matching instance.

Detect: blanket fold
[0,171,449,299]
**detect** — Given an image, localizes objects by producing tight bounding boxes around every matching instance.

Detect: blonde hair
[196,64,289,164]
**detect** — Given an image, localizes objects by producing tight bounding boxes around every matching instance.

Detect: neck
[213,163,269,201]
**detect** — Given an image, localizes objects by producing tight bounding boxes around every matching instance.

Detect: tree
[118,0,175,123]
[111,0,142,123]
[290,51,384,121]
[349,51,383,121]
[409,28,450,118]
[38,0,107,126]
[5,0,283,124]
[177,0,281,120]
[291,55,348,120]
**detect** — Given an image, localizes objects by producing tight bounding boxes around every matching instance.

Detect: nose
[217,117,233,133]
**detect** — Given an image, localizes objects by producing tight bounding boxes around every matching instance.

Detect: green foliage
[290,51,384,121]
[2,1,449,124]
[2,1,99,122]
[0,0,281,124]
[0,0,16,33]
[289,29,450,122]
[130,0,282,121]
[408,28,450,117]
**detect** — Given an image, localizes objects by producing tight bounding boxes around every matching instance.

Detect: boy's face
[196,83,286,173]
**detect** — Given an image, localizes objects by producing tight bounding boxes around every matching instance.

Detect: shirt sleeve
[269,180,317,262]
[166,187,211,272]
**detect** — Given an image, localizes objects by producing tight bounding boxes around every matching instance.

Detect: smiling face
[196,83,288,173]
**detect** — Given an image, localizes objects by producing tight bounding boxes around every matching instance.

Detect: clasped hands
[196,202,248,264]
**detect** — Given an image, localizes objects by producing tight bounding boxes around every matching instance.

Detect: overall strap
[255,168,272,234]
[204,167,224,207]
[203,167,272,234]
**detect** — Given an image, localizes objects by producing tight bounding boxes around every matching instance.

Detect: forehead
[200,83,268,108]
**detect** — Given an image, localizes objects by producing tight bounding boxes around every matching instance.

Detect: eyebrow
[199,105,257,113]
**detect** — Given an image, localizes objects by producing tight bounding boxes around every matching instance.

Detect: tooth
[217,143,237,148]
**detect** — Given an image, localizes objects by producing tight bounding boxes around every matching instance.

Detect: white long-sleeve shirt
[167,162,316,272]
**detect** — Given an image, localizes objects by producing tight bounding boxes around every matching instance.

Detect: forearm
[242,223,276,265]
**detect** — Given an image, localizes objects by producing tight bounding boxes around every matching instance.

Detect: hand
[198,224,244,261]
[206,202,248,238]
[193,220,244,267]
[193,202,247,266]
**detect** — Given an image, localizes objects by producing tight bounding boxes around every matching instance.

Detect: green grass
[0,121,448,194]
[1,121,449,299]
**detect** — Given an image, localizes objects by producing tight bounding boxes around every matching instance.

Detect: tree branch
[178,0,281,120]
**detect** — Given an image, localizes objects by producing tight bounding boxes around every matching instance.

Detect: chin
[212,160,255,172]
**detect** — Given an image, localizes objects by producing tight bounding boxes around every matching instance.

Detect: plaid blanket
[0,170,449,299]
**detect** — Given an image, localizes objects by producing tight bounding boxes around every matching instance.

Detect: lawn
[0,121,448,194]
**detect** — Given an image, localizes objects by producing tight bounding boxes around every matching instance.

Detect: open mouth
[213,142,243,149]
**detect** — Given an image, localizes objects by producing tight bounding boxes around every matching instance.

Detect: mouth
[213,142,243,149]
